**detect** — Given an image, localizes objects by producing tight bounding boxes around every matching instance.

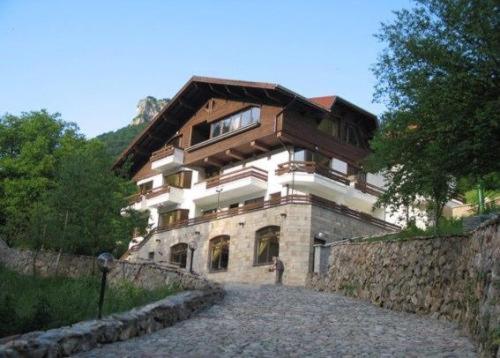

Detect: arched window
[170,243,188,268]
[209,236,230,272]
[255,226,280,265]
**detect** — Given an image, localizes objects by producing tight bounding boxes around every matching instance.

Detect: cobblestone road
[77,284,476,357]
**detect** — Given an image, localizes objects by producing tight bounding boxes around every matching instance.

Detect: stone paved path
[77,284,476,357]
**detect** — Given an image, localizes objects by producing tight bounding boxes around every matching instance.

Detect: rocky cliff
[131,96,169,125]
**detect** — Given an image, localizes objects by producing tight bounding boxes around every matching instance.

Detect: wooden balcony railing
[150,145,177,162]
[128,194,400,254]
[127,185,171,204]
[354,182,385,197]
[144,185,171,199]
[204,166,268,189]
[276,161,350,186]
[156,194,400,232]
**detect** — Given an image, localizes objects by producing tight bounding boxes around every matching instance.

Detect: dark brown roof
[114,76,378,176]
[113,76,330,174]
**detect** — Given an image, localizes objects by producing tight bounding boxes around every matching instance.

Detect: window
[148,252,155,260]
[293,148,330,167]
[159,209,189,228]
[170,243,188,268]
[164,171,192,188]
[255,226,280,265]
[139,181,153,194]
[209,107,260,139]
[244,197,264,209]
[209,236,230,271]
[317,117,340,138]
[202,208,217,216]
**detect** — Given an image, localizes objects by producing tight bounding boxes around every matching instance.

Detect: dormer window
[209,107,260,139]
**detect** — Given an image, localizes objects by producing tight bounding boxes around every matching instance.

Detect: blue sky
[0,0,411,137]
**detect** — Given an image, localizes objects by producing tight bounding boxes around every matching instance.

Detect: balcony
[127,185,183,210]
[275,161,350,198]
[192,166,268,206]
[150,145,184,172]
[153,194,400,233]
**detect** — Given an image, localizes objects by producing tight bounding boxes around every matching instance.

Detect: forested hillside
[96,96,168,159]
[96,123,147,159]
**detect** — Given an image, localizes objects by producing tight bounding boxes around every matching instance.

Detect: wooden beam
[225,149,244,161]
[250,140,270,152]
[204,157,223,167]
[133,147,150,157]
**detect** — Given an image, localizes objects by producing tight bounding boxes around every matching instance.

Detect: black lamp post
[188,240,198,274]
[96,252,114,319]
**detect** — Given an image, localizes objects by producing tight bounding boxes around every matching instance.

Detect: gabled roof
[114,76,378,175]
[113,76,331,173]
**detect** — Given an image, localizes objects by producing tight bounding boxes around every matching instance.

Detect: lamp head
[189,240,198,251]
[97,252,114,273]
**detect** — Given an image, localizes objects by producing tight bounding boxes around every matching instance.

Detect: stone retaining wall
[307,216,500,357]
[0,240,217,291]
[0,288,224,357]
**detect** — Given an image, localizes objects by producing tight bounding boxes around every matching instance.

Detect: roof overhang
[113,76,330,175]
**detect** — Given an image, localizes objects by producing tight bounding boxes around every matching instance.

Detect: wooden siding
[179,98,283,166]
[278,109,371,166]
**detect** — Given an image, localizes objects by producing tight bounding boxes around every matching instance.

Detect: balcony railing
[127,185,171,204]
[145,185,170,199]
[158,194,400,232]
[150,145,176,162]
[203,166,268,189]
[354,182,385,197]
[127,194,400,255]
[276,161,350,186]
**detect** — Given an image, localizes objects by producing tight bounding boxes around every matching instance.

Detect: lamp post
[188,240,198,274]
[96,252,114,319]
[216,187,223,212]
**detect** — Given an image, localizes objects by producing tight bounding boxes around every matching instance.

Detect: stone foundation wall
[0,240,218,291]
[130,203,392,286]
[307,217,500,357]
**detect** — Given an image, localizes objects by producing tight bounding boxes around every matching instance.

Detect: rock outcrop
[131,96,169,125]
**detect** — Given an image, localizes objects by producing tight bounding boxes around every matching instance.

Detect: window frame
[209,106,261,140]
[170,243,188,268]
[208,235,230,272]
[254,226,280,266]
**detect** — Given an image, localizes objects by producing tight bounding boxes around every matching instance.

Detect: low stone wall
[0,240,217,291]
[0,288,224,357]
[307,216,500,357]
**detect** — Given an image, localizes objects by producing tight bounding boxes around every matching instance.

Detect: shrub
[0,266,179,337]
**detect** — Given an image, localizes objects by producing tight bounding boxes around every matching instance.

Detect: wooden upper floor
[114,76,378,179]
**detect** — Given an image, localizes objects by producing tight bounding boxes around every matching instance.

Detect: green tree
[38,140,148,257]
[368,0,500,225]
[0,111,82,245]
[0,111,148,257]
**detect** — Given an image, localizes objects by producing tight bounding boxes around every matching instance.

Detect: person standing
[270,256,284,285]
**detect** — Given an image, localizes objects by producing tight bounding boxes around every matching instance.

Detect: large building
[116,76,405,285]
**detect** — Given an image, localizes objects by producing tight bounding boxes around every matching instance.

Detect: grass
[361,217,465,243]
[0,265,180,338]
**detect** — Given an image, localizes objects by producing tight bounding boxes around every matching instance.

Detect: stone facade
[129,203,391,286]
[307,216,500,357]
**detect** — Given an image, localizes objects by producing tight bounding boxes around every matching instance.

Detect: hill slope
[96,96,168,159]
[96,123,148,159]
